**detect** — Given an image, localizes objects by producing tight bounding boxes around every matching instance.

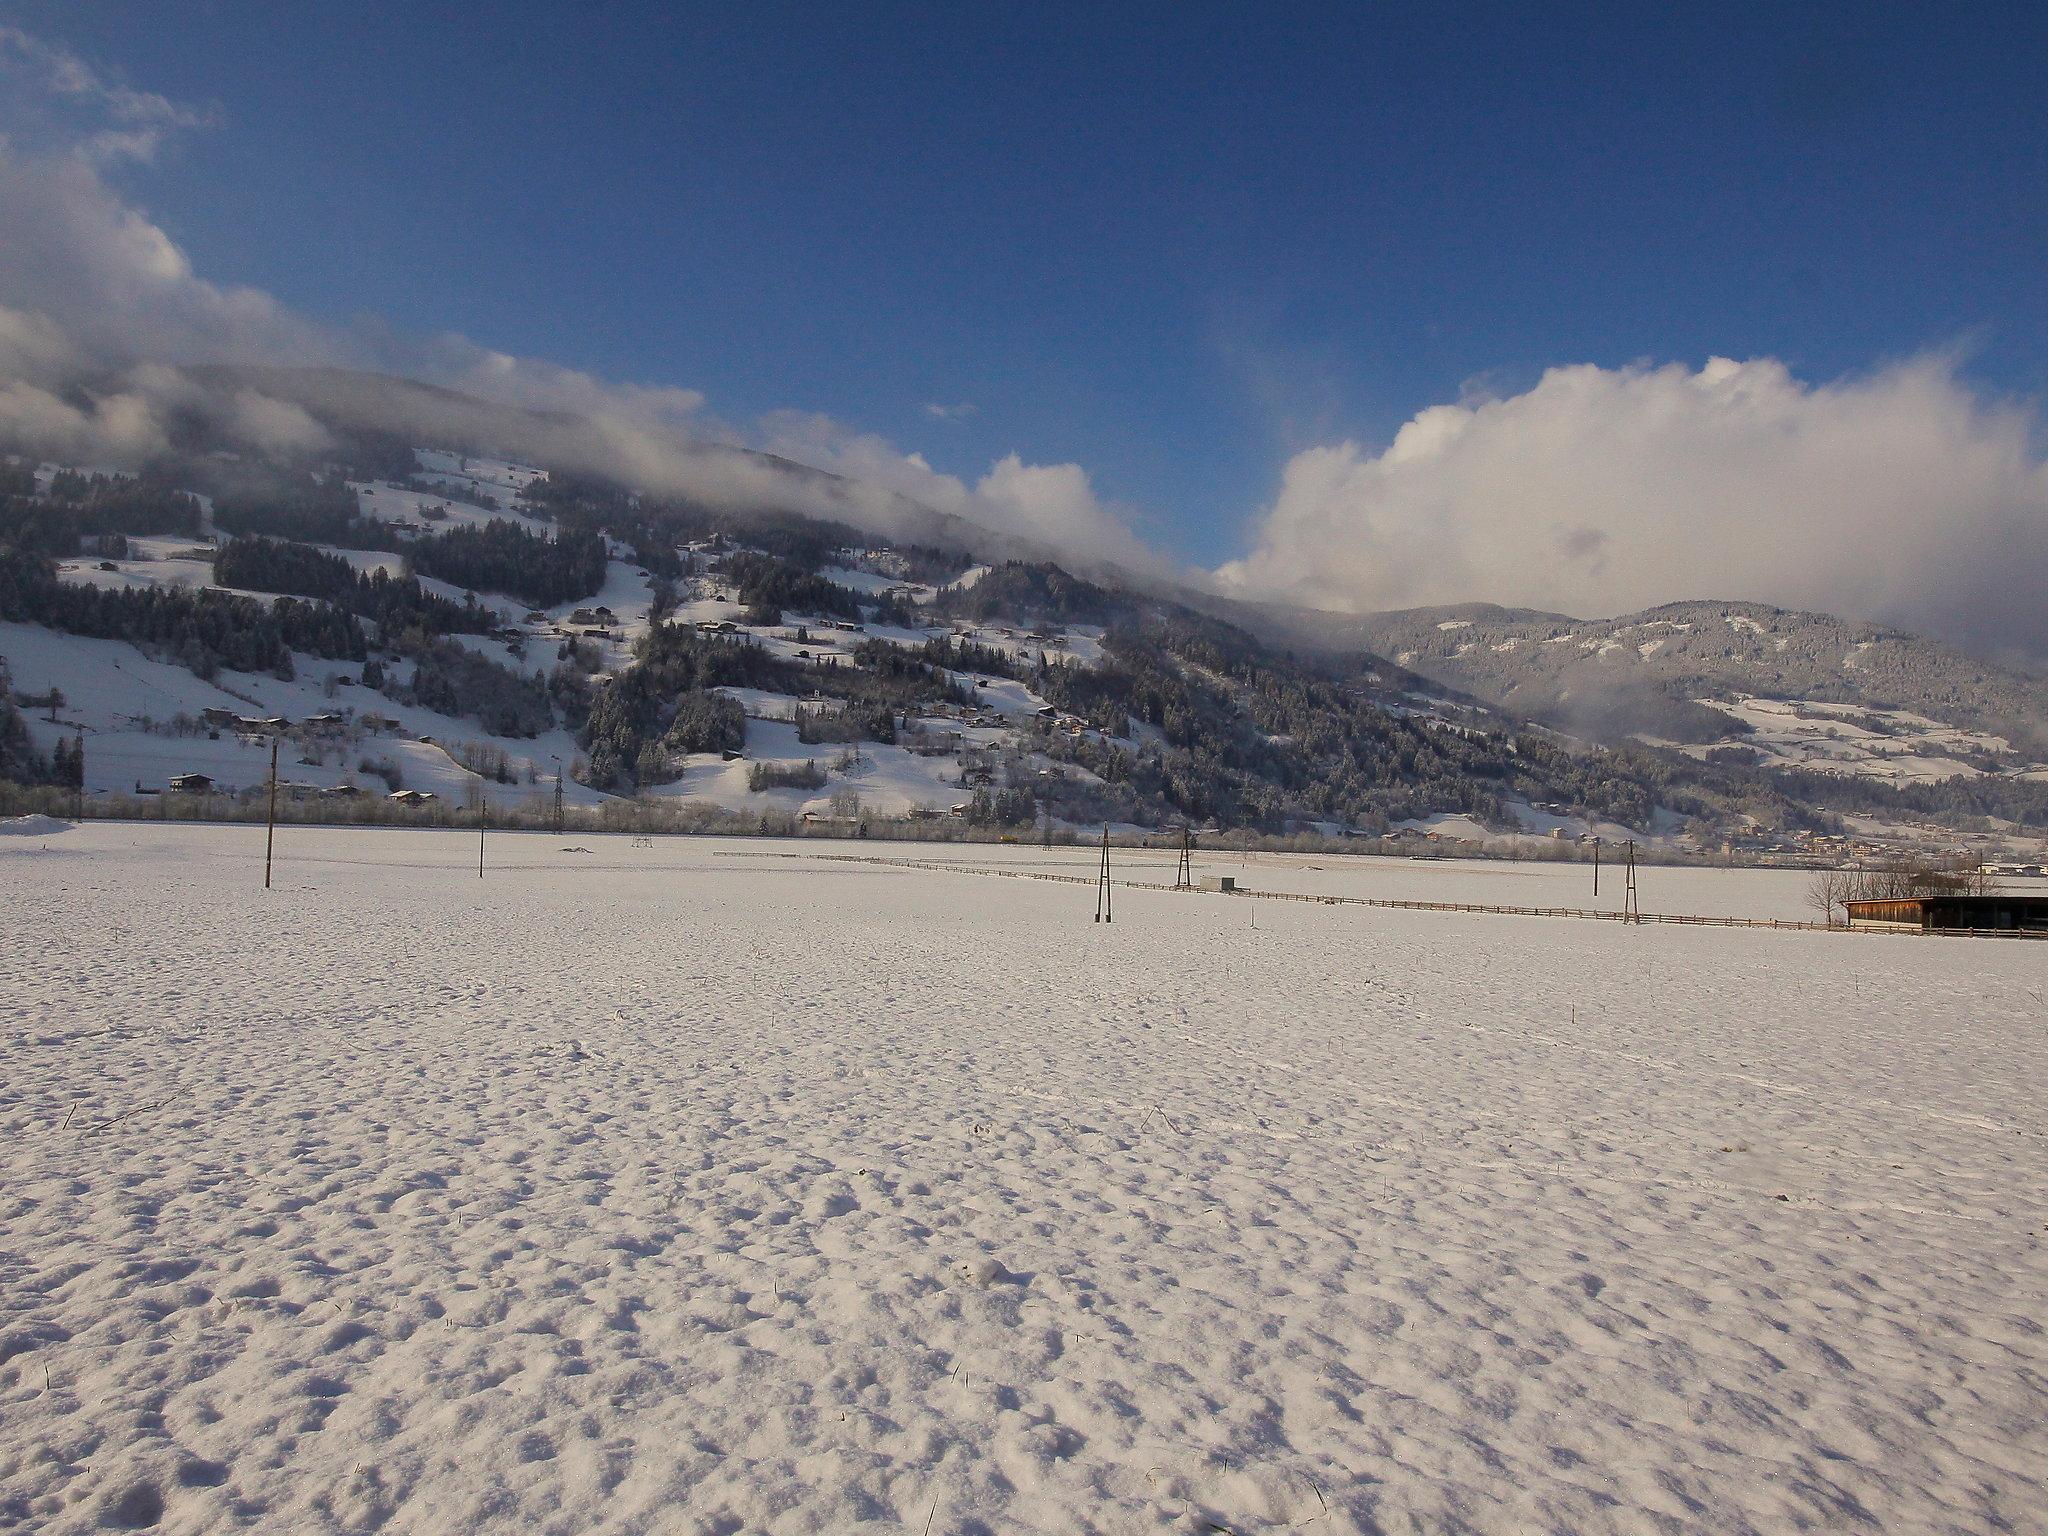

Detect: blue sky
[6,1,2047,576]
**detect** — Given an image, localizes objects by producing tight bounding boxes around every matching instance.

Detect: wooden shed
[1843,894,2048,934]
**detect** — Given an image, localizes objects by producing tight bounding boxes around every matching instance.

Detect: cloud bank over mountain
[3,26,2047,659]
[1217,355,2048,660]
[0,27,1159,577]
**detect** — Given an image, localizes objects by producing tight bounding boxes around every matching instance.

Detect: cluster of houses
[1695,823,2023,870]
[196,706,379,740]
[160,772,437,806]
[1369,825,1483,850]
[563,605,620,640]
[918,698,1007,730]
[1031,704,1094,740]
[163,706,444,804]
[198,707,292,736]
[952,621,1067,649]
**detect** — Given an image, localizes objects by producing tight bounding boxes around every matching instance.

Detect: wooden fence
[719,850,2048,939]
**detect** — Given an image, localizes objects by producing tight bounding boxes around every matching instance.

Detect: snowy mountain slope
[4,464,1720,842]
[7,400,2048,848]
[1,619,601,806]
[1309,599,2048,776]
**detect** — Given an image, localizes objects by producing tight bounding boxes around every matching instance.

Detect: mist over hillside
[1296,601,2048,769]
[6,381,2048,859]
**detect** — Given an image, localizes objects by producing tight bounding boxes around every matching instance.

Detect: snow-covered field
[3,824,2044,1534]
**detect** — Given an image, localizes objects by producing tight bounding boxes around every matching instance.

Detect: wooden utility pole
[1623,838,1640,923]
[478,792,487,879]
[1174,824,1194,890]
[1094,825,1113,923]
[553,770,564,835]
[1592,836,1600,898]
[72,732,84,822]
[264,737,279,890]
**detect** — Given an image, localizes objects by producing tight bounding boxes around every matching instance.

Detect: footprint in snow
[953,1255,1009,1289]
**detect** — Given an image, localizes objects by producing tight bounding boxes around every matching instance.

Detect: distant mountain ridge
[1298,599,2048,761]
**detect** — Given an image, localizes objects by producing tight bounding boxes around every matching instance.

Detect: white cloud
[756,412,1169,576]
[923,400,976,421]
[0,140,337,367]
[0,28,1166,579]
[0,376,165,462]
[1218,356,2048,657]
[0,25,217,163]
[226,389,332,455]
[13,25,2044,662]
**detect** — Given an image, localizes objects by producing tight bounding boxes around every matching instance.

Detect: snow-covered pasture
[649,721,969,819]
[52,538,221,597]
[1,622,601,807]
[2,824,2043,1534]
[350,480,551,537]
[1678,697,2039,785]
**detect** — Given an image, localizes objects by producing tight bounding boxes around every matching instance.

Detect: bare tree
[1807,866,1852,925]
[1814,854,1998,924]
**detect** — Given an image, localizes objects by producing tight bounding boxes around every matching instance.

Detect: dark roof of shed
[1844,893,2048,909]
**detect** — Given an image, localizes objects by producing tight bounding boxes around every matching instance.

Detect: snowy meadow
[2,824,2044,1534]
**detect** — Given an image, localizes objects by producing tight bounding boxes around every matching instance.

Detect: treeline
[580,625,797,790]
[0,548,365,679]
[907,571,1787,835]
[392,640,555,738]
[402,474,500,511]
[747,759,825,791]
[911,634,1029,681]
[0,659,48,784]
[934,562,1116,626]
[575,619,980,792]
[213,475,397,548]
[1774,763,2048,830]
[216,537,495,639]
[45,471,206,537]
[0,468,206,556]
[409,519,608,608]
[716,550,862,623]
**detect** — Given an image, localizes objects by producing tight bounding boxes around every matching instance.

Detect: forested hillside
[3,376,2043,848]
